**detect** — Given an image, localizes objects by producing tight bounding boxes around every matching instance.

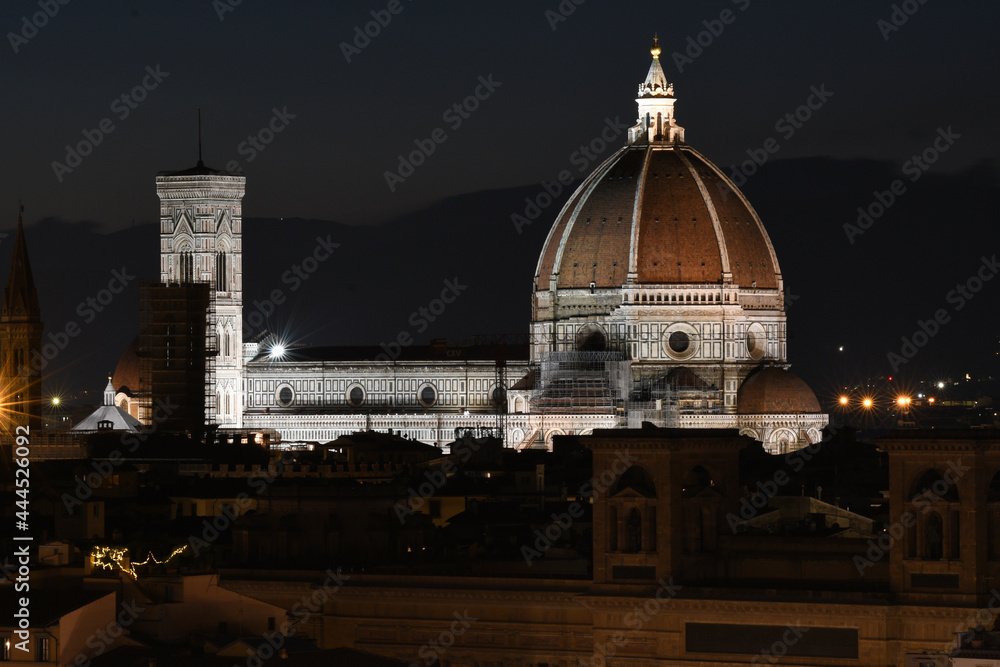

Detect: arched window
[216,252,229,291]
[180,251,194,283]
[626,508,642,553]
[925,512,943,560]
[613,466,656,498]
[910,469,959,503]
[682,466,715,497]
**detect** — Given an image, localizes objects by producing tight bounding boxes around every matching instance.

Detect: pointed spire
[2,203,41,323]
[104,376,115,406]
[197,107,204,168]
[639,33,672,98]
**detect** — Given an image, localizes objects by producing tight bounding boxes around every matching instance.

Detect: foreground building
[109,39,827,452]
[173,426,994,667]
[0,211,42,439]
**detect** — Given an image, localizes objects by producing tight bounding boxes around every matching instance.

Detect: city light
[91,545,188,580]
[862,398,873,408]
[938,381,945,389]
[896,397,911,406]
[839,396,849,405]
[269,342,287,359]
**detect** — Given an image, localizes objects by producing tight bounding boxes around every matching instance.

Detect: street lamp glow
[937,381,945,389]
[862,398,873,408]
[51,397,60,406]
[839,396,849,405]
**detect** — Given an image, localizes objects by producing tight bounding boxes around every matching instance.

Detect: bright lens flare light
[896,396,911,406]
[839,396,849,405]
[862,398,873,408]
[51,397,60,405]
[269,343,287,359]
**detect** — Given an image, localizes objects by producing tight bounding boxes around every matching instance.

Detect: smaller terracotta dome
[112,337,143,396]
[737,367,821,415]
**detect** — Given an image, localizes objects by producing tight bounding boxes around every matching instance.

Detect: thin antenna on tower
[197,107,204,166]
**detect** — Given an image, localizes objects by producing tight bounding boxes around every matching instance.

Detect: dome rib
[626,146,653,280]
[685,146,782,288]
[549,146,635,287]
[534,184,588,291]
[674,148,731,281]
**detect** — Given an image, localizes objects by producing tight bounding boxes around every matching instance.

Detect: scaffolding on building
[624,366,725,428]
[138,282,216,435]
[532,351,632,415]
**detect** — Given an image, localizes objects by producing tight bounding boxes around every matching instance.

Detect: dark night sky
[2,0,998,404]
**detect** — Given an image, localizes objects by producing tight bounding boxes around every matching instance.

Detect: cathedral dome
[533,40,781,295]
[112,337,143,396]
[737,367,822,415]
[534,144,781,291]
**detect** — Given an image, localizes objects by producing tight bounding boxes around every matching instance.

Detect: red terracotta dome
[737,367,822,415]
[534,143,781,291]
[112,337,143,396]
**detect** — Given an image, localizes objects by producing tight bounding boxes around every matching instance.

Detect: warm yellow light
[90,544,188,580]
[929,397,935,403]
[862,398,873,408]
[897,397,911,406]
[839,396,849,405]
[51,397,60,405]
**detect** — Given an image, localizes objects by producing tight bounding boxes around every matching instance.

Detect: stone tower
[0,210,43,436]
[155,150,245,428]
